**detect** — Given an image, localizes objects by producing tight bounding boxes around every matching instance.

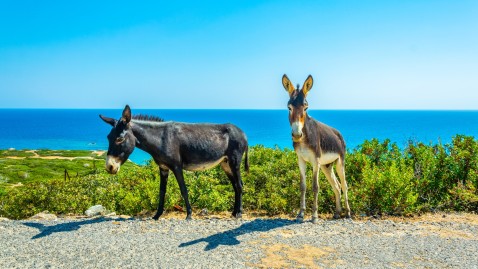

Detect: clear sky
[1,0,477,109]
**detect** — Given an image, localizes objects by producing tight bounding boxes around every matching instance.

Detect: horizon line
[1,107,478,112]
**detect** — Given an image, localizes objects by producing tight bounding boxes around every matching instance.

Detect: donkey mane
[132,114,164,122]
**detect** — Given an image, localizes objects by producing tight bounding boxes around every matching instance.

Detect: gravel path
[1,213,477,268]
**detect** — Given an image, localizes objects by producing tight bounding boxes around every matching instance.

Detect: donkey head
[282,74,313,142]
[99,105,136,174]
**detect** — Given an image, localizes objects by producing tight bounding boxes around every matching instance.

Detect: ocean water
[1,109,477,164]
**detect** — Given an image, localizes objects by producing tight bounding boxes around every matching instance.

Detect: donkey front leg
[312,164,320,224]
[172,166,193,220]
[153,168,169,220]
[296,157,307,222]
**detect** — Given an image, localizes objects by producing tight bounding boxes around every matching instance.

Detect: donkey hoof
[152,215,160,220]
[234,213,242,219]
[185,215,192,221]
[296,216,304,223]
[311,217,319,224]
[333,213,340,219]
[345,213,352,219]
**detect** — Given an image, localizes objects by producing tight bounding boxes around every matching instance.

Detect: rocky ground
[1,213,477,268]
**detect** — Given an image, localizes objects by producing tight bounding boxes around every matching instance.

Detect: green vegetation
[1,135,478,219]
[0,150,107,188]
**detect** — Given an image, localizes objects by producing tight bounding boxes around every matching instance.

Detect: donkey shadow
[23,217,124,239]
[179,218,297,251]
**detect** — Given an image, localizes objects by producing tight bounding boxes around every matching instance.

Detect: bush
[351,159,417,215]
[1,136,478,219]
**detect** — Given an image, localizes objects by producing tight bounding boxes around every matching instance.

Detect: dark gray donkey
[100,105,249,220]
[282,75,351,223]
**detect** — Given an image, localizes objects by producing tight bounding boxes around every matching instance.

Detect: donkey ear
[282,74,295,96]
[121,105,132,123]
[302,75,313,97]
[99,115,117,127]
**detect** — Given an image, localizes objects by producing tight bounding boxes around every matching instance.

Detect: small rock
[199,208,208,216]
[0,217,10,222]
[85,205,106,217]
[30,211,57,220]
[83,163,90,168]
[105,212,117,217]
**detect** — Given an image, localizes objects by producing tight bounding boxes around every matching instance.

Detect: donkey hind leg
[153,168,169,220]
[296,157,307,222]
[226,155,244,218]
[220,161,243,218]
[311,164,320,224]
[336,158,351,218]
[172,166,192,220]
[321,163,342,219]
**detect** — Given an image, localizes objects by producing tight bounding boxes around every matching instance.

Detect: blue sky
[1,0,477,109]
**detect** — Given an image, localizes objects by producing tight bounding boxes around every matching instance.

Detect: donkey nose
[292,131,303,139]
[106,164,116,174]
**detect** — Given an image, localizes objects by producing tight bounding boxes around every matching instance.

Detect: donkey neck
[130,120,170,153]
[302,114,316,141]
[294,115,319,152]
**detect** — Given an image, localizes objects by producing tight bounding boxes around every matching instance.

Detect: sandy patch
[5,156,96,161]
[349,212,478,226]
[248,243,336,268]
[92,150,106,157]
[413,212,478,225]
[2,150,105,161]
[417,224,476,239]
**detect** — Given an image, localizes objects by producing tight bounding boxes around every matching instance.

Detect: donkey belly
[183,156,226,171]
[174,122,240,172]
[318,152,340,165]
[296,143,339,165]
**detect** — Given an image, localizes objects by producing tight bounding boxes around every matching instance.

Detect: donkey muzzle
[291,132,303,142]
[105,155,121,174]
[291,121,304,141]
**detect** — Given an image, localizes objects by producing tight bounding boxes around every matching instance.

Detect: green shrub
[1,136,478,219]
[351,159,417,215]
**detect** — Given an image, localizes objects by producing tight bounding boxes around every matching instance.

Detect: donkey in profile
[100,105,249,220]
[282,75,351,222]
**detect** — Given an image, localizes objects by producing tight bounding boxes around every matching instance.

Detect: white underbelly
[296,144,339,165]
[318,152,339,165]
[296,144,317,164]
[184,157,226,171]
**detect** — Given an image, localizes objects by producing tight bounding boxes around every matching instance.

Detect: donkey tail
[244,144,250,173]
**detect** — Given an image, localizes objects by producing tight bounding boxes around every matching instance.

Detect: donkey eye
[115,137,126,144]
[288,106,292,111]
[304,106,309,111]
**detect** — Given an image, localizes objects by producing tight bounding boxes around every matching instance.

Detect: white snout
[105,155,121,174]
[291,121,304,140]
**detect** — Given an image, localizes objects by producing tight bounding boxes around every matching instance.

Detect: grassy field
[0,149,138,196]
[0,150,105,188]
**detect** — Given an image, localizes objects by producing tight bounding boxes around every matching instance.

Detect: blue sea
[1,109,477,164]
